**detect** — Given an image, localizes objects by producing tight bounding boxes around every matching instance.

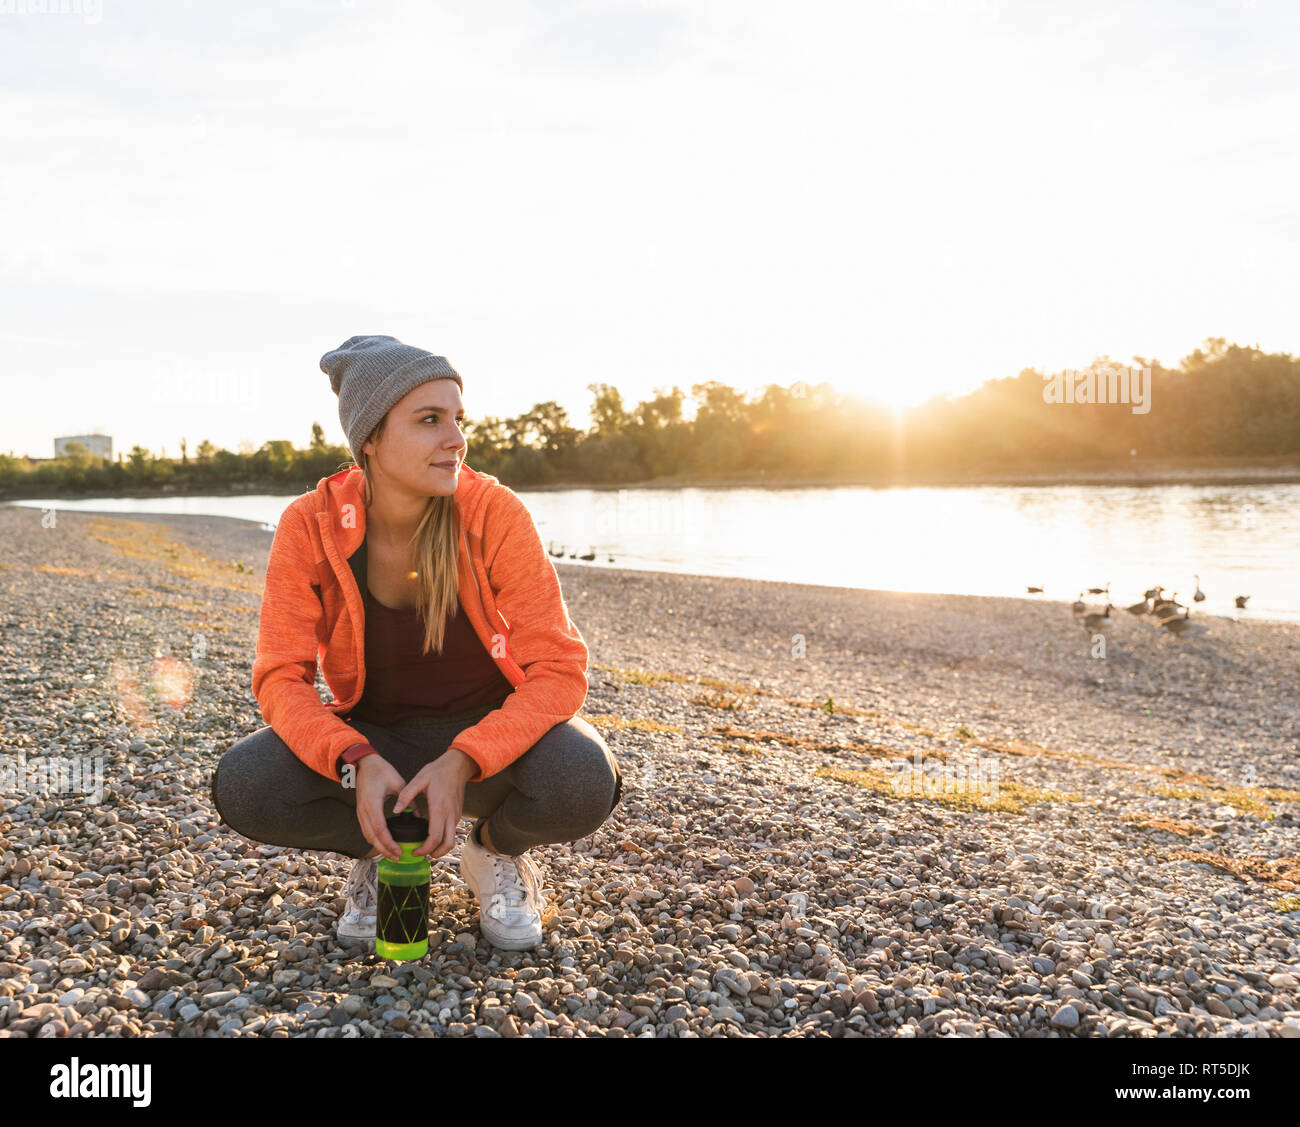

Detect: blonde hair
[353,410,461,655]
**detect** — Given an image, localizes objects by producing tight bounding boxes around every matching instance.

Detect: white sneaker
[337,856,378,941]
[459,828,546,950]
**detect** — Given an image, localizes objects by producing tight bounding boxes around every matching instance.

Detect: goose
[607,554,615,563]
[1143,585,1163,601]
[578,547,596,561]
[1162,608,1206,638]
[1154,595,1185,621]
[1193,575,1206,603]
[1151,594,1186,625]
[1026,585,1044,594]
[1125,597,1151,616]
[1234,594,1250,609]
[1081,604,1114,633]
[1086,582,1110,596]
[1166,617,1207,639]
[547,541,565,558]
[1072,593,1086,615]
[568,550,579,559]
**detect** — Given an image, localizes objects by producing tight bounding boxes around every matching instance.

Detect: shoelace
[343,859,378,916]
[484,852,542,924]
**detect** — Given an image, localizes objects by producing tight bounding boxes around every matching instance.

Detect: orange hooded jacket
[251,464,589,784]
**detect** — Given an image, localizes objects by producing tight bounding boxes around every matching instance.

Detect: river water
[10,480,1299,622]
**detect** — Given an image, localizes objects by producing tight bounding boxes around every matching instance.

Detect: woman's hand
[394,748,478,859]
[355,755,408,861]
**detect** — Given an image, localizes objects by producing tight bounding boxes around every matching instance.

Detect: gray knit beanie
[320,334,462,464]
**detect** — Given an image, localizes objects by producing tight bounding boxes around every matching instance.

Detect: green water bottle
[376,811,430,962]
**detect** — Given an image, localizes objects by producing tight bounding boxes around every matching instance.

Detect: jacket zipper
[461,523,524,682]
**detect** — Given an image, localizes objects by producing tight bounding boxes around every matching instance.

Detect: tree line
[2,338,1297,496]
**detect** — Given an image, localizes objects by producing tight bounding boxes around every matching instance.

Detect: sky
[2,0,1298,460]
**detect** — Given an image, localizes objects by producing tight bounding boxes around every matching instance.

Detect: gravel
[0,504,1298,1039]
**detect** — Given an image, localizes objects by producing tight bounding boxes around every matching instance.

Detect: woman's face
[363,379,467,498]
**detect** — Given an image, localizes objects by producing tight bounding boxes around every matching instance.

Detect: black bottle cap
[385,811,429,844]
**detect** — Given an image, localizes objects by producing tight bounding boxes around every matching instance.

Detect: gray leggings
[211,699,623,859]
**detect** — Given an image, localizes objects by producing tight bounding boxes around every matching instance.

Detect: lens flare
[108,655,195,737]
[109,658,153,735]
[149,655,194,712]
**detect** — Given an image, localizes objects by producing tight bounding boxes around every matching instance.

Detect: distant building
[54,433,113,460]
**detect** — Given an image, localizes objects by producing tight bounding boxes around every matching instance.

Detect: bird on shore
[1144,585,1163,601]
[1235,594,1250,609]
[1154,595,1185,621]
[1193,575,1206,603]
[1166,617,1208,639]
[1151,594,1186,625]
[547,541,565,558]
[1162,608,1207,638]
[1072,593,1086,615]
[1087,582,1110,596]
[1026,585,1044,594]
[578,547,596,561]
[1081,604,1114,633]
[1125,597,1151,616]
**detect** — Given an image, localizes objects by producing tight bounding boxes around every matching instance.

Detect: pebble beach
[1,504,1298,1039]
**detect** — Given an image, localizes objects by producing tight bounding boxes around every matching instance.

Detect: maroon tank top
[348,587,513,724]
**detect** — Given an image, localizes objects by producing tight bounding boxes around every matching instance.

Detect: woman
[212,335,622,952]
